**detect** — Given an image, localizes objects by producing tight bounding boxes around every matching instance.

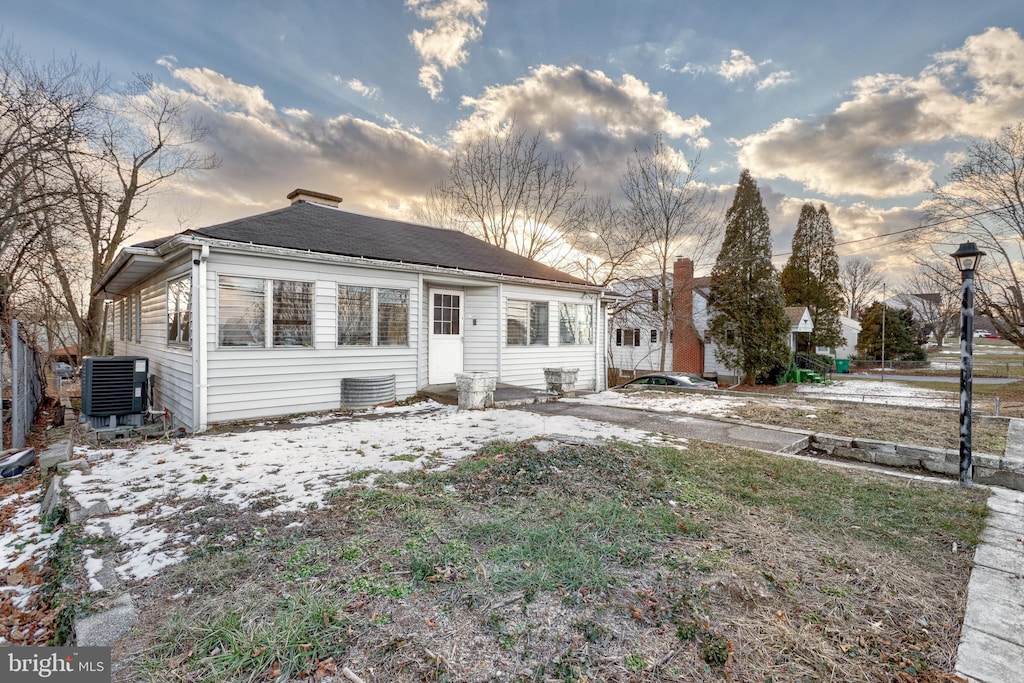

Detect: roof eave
[182,235,601,291]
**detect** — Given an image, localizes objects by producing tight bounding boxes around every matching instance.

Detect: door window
[433,293,460,335]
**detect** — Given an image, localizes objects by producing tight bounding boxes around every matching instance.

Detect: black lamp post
[951,242,985,487]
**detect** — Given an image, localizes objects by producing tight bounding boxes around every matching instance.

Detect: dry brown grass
[105,439,986,682]
[725,400,1008,455]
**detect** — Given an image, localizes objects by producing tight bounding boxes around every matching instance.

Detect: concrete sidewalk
[955,487,1024,683]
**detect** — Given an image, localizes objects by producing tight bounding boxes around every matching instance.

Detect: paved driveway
[516,401,810,454]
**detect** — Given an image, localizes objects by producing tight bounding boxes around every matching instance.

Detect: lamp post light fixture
[951,241,985,487]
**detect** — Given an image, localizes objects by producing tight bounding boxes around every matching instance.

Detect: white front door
[428,288,464,384]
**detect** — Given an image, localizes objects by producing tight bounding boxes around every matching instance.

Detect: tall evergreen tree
[780,203,845,351]
[708,170,790,384]
[855,302,926,361]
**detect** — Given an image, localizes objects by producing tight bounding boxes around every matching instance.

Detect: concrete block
[973,542,1024,575]
[811,433,854,449]
[91,558,120,592]
[870,451,916,468]
[895,443,948,464]
[979,525,1024,550]
[832,445,873,463]
[851,437,896,453]
[920,458,958,476]
[956,625,1024,683]
[40,475,62,517]
[38,441,71,471]
[975,468,1024,493]
[75,594,136,646]
[963,592,1024,648]
[56,459,90,475]
[69,499,111,524]
[988,495,1024,516]
[983,510,1024,534]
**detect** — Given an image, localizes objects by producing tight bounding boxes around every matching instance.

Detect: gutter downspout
[598,296,602,393]
[497,283,503,382]
[418,273,424,389]
[195,245,209,431]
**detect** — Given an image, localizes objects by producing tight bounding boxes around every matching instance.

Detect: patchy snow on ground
[0,488,62,644]
[60,401,682,583]
[795,379,955,408]
[563,390,745,417]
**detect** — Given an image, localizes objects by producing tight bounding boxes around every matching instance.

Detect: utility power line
[770,205,1003,259]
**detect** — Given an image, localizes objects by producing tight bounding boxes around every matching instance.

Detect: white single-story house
[784,306,814,353]
[816,315,861,360]
[96,190,608,432]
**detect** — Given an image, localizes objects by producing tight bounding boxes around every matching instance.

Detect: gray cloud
[736,27,1024,198]
[453,64,710,194]
[406,0,487,99]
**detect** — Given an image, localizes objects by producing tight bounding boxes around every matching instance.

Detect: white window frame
[216,275,315,349]
[167,276,192,347]
[506,299,549,346]
[558,303,594,346]
[336,284,411,348]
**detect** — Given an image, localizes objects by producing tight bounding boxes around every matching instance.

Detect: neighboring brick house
[610,257,830,383]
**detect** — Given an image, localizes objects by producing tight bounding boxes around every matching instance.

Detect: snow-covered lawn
[53,401,681,586]
[562,390,745,417]
[795,378,955,409]
[0,376,967,638]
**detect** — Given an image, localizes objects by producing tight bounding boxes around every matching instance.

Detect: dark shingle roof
[135,201,589,285]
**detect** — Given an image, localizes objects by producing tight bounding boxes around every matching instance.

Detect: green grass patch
[146,587,352,682]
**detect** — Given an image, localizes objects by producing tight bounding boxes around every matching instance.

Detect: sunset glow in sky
[4,1,1024,273]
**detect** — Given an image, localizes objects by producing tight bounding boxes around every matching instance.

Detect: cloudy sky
[4,0,1024,275]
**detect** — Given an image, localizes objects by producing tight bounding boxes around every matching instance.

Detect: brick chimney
[287,189,343,208]
[672,257,704,374]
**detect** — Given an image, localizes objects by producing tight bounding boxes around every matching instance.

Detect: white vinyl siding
[500,284,598,390]
[114,257,195,432]
[205,252,419,424]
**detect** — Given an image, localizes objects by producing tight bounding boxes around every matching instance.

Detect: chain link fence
[2,320,44,450]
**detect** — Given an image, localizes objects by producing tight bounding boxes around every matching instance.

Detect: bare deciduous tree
[839,257,884,319]
[899,260,961,347]
[0,43,100,330]
[42,74,219,355]
[425,122,585,265]
[563,195,647,287]
[923,122,1024,348]
[621,134,720,370]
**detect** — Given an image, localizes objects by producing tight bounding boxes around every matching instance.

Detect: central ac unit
[82,356,149,428]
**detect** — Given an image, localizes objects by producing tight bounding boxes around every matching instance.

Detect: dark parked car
[621,372,718,390]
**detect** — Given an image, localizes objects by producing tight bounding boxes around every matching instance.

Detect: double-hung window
[125,295,134,342]
[273,281,313,347]
[217,276,313,347]
[615,328,641,347]
[559,303,593,345]
[506,300,548,346]
[336,285,409,346]
[167,276,191,346]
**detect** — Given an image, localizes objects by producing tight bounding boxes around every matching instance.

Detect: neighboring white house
[607,278,675,374]
[816,315,861,359]
[96,190,608,432]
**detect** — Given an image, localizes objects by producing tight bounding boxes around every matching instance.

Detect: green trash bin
[835,358,850,373]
